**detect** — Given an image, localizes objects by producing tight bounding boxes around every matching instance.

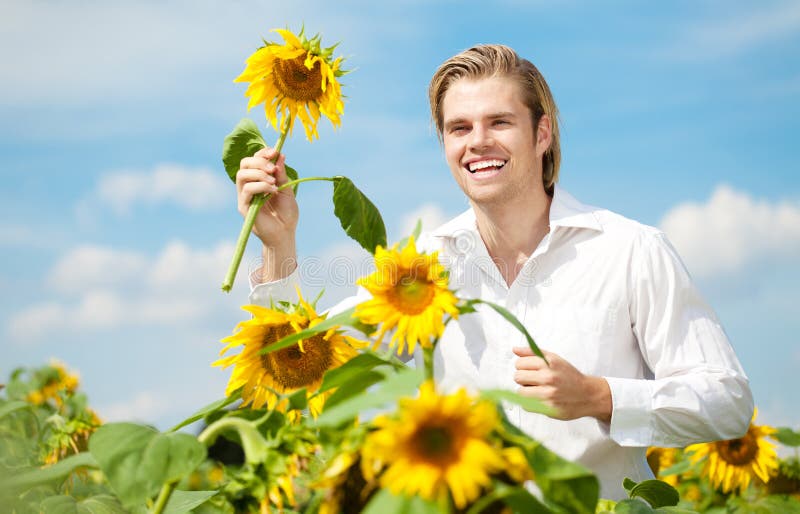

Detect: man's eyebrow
[443,117,468,129]
[487,111,516,119]
[444,112,516,128]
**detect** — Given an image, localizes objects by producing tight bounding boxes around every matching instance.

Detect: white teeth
[468,159,506,171]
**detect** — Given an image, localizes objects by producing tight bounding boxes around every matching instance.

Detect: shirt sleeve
[249,264,303,306]
[605,230,754,447]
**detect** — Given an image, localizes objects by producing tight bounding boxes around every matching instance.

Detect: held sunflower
[355,236,459,356]
[361,381,505,509]
[215,291,365,419]
[235,28,345,141]
[686,409,779,493]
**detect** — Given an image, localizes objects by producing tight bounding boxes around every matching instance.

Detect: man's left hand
[513,347,612,423]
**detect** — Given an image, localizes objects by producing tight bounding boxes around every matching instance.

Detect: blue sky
[1,0,798,431]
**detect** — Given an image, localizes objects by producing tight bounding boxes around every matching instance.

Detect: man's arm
[607,231,753,447]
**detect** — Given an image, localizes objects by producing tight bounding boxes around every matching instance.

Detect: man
[235,44,753,499]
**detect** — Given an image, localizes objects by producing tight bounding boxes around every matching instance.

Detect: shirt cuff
[249,265,301,306]
[604,376,654,447]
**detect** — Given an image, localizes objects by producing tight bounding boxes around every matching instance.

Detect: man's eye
[493,119,509,126]
[451,126,468,133]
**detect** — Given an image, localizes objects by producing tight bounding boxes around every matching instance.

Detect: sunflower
[361,381,505,509]
[235,27,345,141]
[355,236,459,356]
[646,446,680,486]
[215,290,365,419]
[686,409,779,493]
[317,450,377,514]
[26,361,80,408]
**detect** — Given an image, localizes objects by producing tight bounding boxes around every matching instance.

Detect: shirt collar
[431,184,603,239]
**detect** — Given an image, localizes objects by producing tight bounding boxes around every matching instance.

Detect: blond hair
[428,44,561,194]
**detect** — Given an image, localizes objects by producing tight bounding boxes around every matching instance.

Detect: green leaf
[614,499,656,514]
[362,488,440,514]
[1,452,98,493]
[285,164,300,194]
[169,391,241,432]
[497,414,598,514]
[726,494,800,514]
[773,427,800,447]
[89,423,206,507]
[222,118,267,182]
[627,479,679,508]
[316,367,422,427]
[332,176,387,254]
[286,388,308,411]
[319,352,397,392]
[466,482,549,514]
[0,400,31,419]
[481,389,556,416]
[40,495,127,514]
[162,490,218,514]
[623,478,637,493]
[260,307,358,356]
[323,369,389,409]
[469,299,547,363]
[656,459,692,477]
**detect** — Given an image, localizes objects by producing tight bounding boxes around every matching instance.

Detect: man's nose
[468,124,493,151]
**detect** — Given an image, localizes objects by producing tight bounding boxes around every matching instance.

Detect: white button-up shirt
[250,186,754,500]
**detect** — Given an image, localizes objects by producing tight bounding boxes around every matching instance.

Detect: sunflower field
[3,25,800,514]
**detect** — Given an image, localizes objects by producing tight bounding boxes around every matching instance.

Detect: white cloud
[660,184,800,277]
[93,163,230,215]
[665,2,800,60]
[396,203,449,241]
[48,245,147,293]
[99,391,170,423]
[7,240,242,344]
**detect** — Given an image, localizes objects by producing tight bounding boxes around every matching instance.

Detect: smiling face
[441,75,551,207]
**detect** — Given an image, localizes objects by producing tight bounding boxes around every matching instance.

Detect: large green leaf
[625,479,679,508]
[169,390,241,432]
[222,118,267,182]
[162,490,218,514]
[323,369,389,409]
[319,351,402,392]
[89,423,206,507]
[0,400,31,419]
[466,482,550,514]
[773,427,800,447]
[39,495,126,514]
[332,176,387,254]
[315,367,423,427]
[1,452,98,493]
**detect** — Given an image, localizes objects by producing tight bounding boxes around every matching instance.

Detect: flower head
[646,446,680,487]
[686,409,779,493]
[361,381,505,509]
[25,360,80,409]
[215,290,365,419]
[235,27,345,141]
[355,236,459,355]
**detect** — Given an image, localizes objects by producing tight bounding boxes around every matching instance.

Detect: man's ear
[536,114,552,155]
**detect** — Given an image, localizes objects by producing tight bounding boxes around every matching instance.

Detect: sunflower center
[260,324,333,390]
[273,55,324,102]
[412,424,456,463]
[389,274,436,315]
[716,431,759,466]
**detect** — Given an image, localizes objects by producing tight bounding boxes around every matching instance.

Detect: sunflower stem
[151,481,176,514]
[423,345,435,382]
[198,416,270,466]
[221,117,293,293]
